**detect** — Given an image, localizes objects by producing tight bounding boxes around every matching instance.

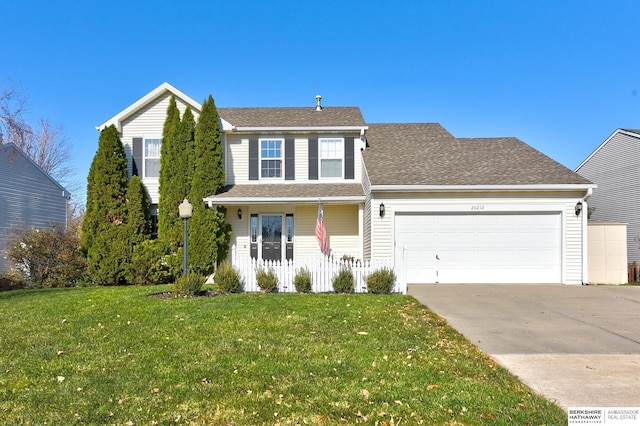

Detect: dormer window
[260,138,283,178]
[320,137,344,178]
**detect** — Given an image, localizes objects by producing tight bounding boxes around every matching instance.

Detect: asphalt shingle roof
[218,107,365,128]
[363,123,592,186]
[207,183,365,201]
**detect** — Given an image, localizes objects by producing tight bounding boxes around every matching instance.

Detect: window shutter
[308,137,318,180]
[132,137,142,177]
[344,136,354,179]
[249,137,259,181]
[285,137,295,180]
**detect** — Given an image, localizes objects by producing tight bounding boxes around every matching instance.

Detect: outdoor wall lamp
[178,199,193,276]
[237,208,243,220]
[379,202,385,218]
[575,201,583,217]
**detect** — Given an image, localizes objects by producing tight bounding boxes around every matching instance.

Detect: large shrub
[172,272,205,298]
[332,268,354,294]
[129,239,173,285]
[256,267,278,293]
[293,267,312,293]
[82,125,129,267]
[214,261,242,293]
[7,225,86,288]
[366,267,396,294]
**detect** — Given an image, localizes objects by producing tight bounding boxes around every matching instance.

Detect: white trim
[259,136,285,180]
[371,184,597,192]
[319,136,344,179]
[142,135,162,179]
[230,126,368,133]
[575,128,640,171]
[97,82,202,131]
[204,195,365,208]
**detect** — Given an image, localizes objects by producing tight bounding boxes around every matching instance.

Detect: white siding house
[99,83,595,290]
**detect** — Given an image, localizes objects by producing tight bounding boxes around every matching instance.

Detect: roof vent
[315,95,323,111]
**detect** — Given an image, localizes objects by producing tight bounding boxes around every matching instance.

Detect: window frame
[143,136,162,179]
[319,136,344,179]
[259,137,285,180]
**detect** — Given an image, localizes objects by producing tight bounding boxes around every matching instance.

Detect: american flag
[316,203,329,255]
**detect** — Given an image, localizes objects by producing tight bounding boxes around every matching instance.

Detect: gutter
[370,184,597,192]
[204,195,366,208]
[229,126,368,133]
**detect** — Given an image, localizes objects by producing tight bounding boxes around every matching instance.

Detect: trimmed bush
[172,272,205,297]
[215,261,242,293]
[366,267,396,294]
[256,267,278,293]
[293,267,312,293]
[332,268,354,294]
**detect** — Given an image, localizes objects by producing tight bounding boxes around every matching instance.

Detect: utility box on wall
[588,221,628,284]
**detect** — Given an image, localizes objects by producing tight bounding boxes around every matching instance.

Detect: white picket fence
[230,246,398,293]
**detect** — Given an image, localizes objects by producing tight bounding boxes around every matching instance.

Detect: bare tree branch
[1,83,81,220]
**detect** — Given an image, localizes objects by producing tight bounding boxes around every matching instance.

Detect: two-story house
[99,82,595,290]
[0,143,70,272]
[576,129,640,263]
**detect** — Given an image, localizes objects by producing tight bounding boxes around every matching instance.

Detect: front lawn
[0,286,566,425]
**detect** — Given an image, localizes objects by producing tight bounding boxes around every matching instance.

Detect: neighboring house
[576,128,640,262]
[99,82,595,290]
[0,143,70,272]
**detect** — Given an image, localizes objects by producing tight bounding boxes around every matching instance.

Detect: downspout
[581,187,594,285]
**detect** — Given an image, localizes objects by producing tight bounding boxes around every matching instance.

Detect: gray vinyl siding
[0,145,69,271]
[576,131,640,262]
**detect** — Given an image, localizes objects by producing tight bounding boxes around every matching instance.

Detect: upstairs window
[260,138,283,178]
[144,138,161,178]
[320,137,343,178]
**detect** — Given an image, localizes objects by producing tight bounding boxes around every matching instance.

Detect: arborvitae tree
[188,95,232,274]
[158,100,196,254]
[82,125,129,285]
[177,105,196,198]
[125,175,152,244]
[158,96,181,250]
[124,175,152,283]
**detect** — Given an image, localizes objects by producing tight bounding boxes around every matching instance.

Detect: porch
[230,245,399,293]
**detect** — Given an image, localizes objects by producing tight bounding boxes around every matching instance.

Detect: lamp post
[178,199,193,276]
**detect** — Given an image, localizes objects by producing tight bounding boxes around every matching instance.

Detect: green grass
[0,286,567,425]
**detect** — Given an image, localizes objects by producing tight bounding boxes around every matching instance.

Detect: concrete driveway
[408,284,640,410]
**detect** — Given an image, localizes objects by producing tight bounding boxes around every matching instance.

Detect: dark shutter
[249,137,259,180]
[132,137,142,177]
[285,137,295,180]
[308,137,318,180]
[344,136,354,179]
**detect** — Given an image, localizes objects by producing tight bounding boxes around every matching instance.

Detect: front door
[261,215,282,261]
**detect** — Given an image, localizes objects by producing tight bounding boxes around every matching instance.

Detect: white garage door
[395,213,561,284]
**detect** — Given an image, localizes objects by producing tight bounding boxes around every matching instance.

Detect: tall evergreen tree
[82,125,129,284]
[189,95,231,274]
[158,96,182,250]
[125,175,152,244]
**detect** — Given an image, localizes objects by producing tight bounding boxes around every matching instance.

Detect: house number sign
[471,205,485,211]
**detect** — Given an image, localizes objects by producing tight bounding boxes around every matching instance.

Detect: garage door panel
[395,213,561,284]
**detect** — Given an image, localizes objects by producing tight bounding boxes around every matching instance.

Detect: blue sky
[4,1,640,204]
